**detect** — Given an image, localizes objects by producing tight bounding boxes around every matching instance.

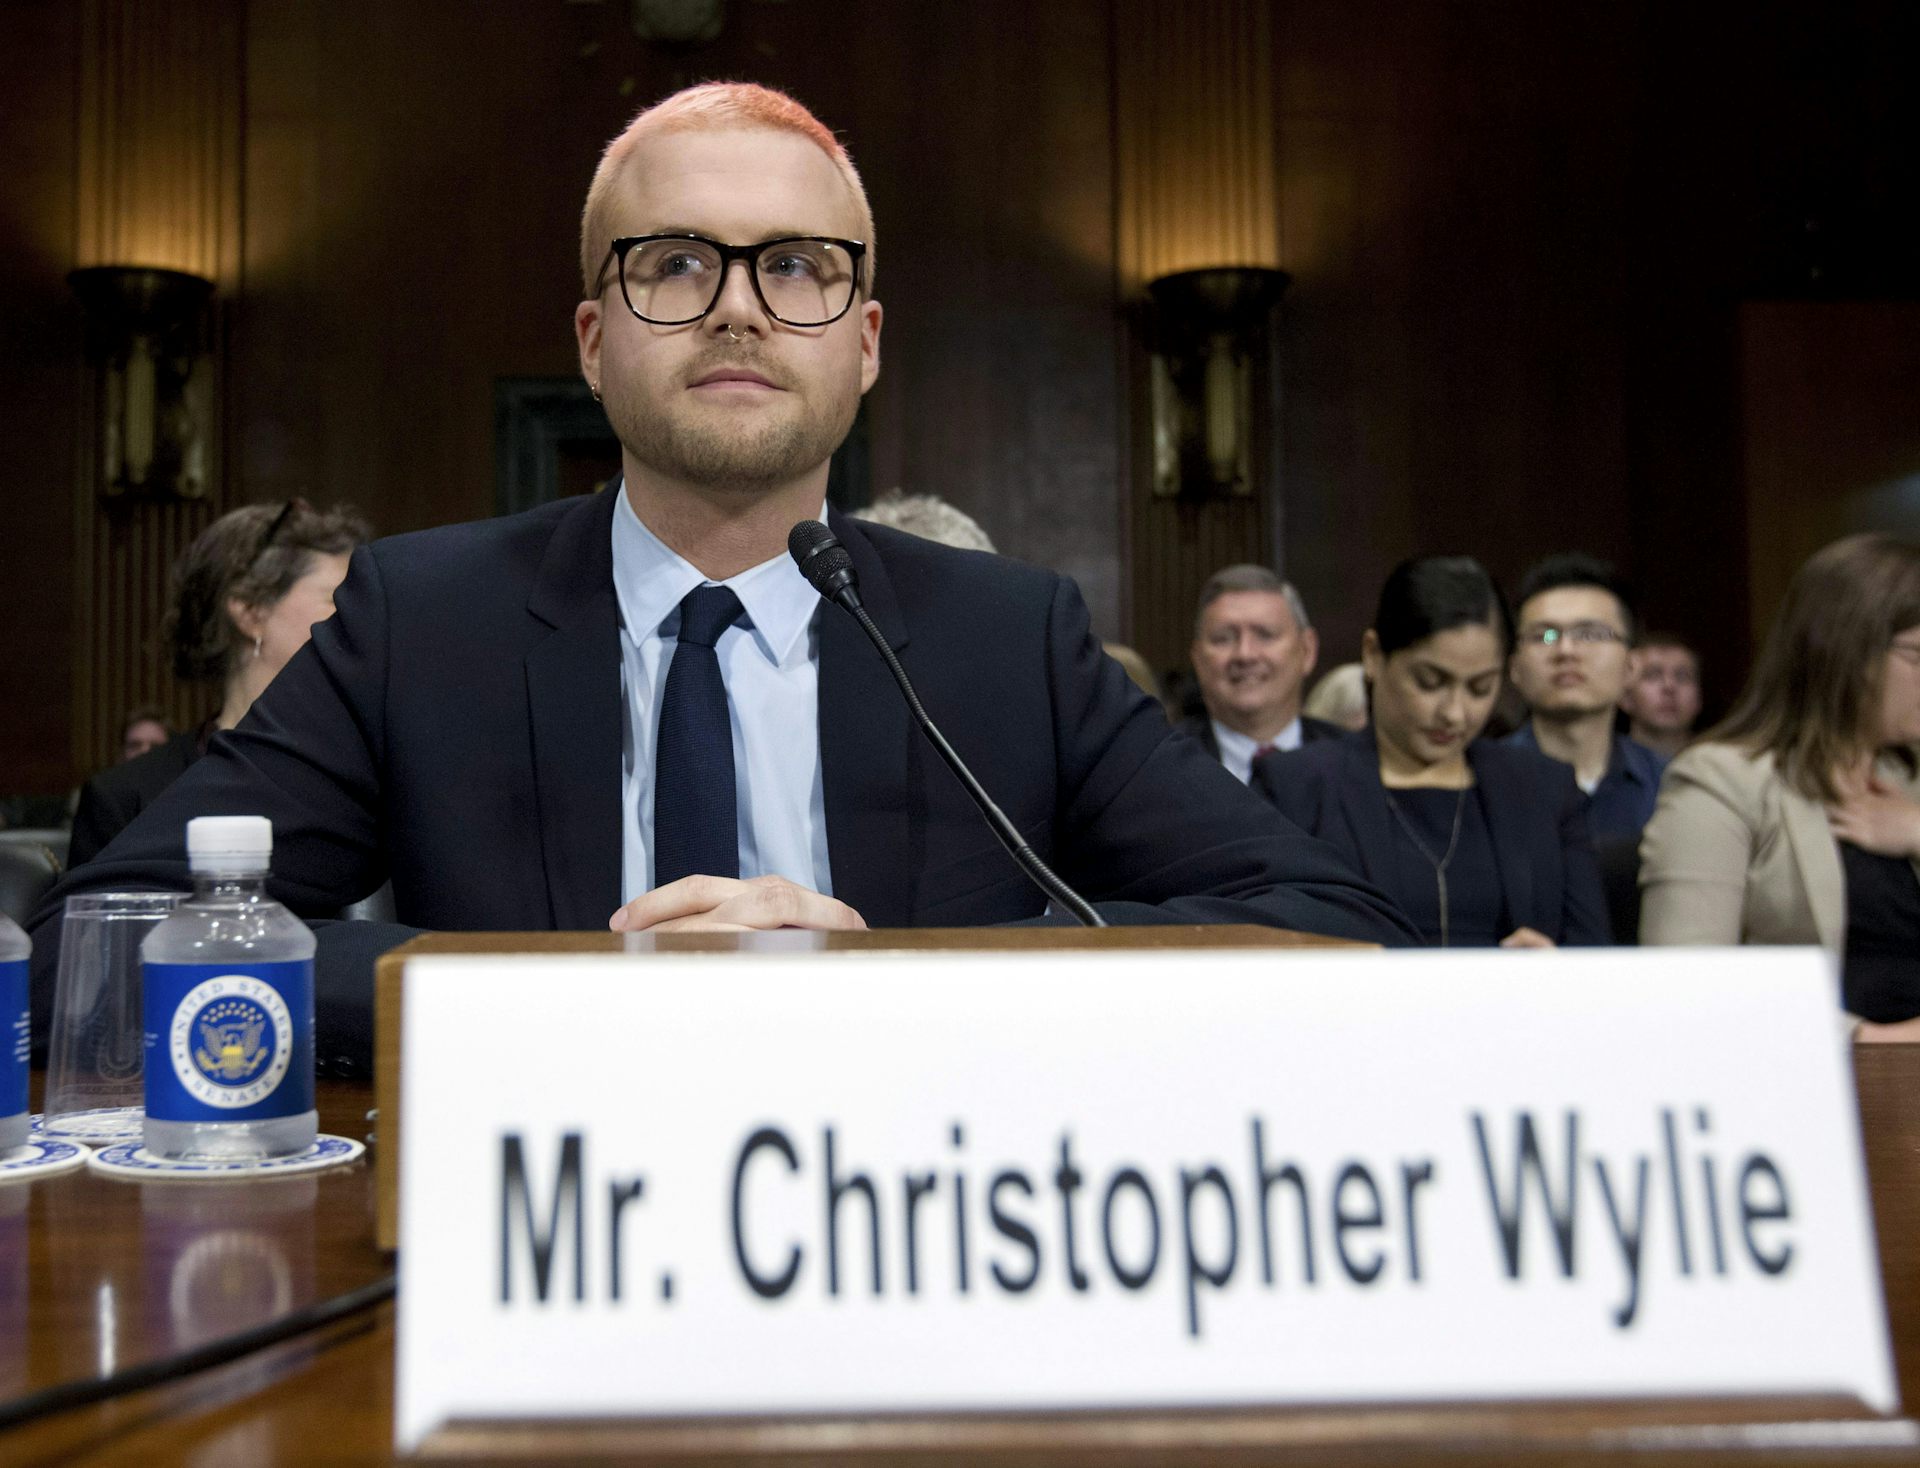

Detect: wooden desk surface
[0,1080,386,1460]
[7,1031,1920,1462]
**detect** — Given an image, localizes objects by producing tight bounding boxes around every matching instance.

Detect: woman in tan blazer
[1640,533,1920,1037]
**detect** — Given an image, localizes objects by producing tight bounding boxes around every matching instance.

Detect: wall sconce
[1144,267,1290,498]
[69,266,216,502]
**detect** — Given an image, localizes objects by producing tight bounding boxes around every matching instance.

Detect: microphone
[788,520,1106,928]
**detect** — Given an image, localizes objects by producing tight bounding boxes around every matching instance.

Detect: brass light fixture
[1145,266,1290,498]
[68,265,216,502]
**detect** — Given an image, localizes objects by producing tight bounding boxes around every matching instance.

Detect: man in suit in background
[31,82,1413,1072]
[1179,565,1341,785]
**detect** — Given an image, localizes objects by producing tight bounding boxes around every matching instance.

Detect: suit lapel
[524,489,625,930]
[1472,743,1538,934]
[1781,780,1845,952]
[819,511,915,925]
[1337,732,1396,887]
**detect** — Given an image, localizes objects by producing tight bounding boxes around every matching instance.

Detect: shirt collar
[609,487,822,669]
[1213,718,1301,762]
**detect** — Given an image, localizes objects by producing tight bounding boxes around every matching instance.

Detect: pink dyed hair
[579,81,875,299]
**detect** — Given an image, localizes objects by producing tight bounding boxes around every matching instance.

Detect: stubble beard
[606,365,858,495]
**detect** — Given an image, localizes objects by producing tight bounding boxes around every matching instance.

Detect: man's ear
[858,298,883,395]
[1302,626,1320,677]
[575,299,604,392]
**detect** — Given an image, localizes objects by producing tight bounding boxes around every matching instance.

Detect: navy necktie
[653,584,745,888]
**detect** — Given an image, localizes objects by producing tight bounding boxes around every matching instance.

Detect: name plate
[395,947,1895,1449]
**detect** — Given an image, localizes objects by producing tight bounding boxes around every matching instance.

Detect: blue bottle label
[1,959,26,1121]
[143,960,314,1122]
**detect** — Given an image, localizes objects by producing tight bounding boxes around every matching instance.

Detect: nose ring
[725,324,745,344]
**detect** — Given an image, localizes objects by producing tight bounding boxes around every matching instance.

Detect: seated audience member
[1621,632,1702,760]
[1103,642,1165,713]
[852,489,995,552]
[68,500,370,867]
[1179,565,1339,783]
[1254,557,1609,948]
[1303,662,1368,733]
[119,707,173,763]
[1641,533,1920,1034]
[1505,553,1665,843]
[33,82,1417,1075]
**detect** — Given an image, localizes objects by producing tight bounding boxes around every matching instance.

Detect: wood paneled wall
[1740,302,1920,651]
[1115,0,1284,675]
[0,1,83,794]
[2,0,1916,791]
[68,0,244,773]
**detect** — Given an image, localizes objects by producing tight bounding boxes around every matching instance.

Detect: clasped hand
[609,873,868,933]
[1827,769,1920,860]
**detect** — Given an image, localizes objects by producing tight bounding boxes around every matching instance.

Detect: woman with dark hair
[69,500,371,866]
[1253,557,1609,947]
[1640,533,1920,1033]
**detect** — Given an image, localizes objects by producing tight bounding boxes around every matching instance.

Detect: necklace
[1382,786,1469,948]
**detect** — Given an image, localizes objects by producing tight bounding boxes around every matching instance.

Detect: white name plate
[395,946,1896,1449]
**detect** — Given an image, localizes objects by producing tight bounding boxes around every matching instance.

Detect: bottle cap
[186,815,273,871]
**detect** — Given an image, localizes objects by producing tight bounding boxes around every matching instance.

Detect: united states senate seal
[169,976,294,1109]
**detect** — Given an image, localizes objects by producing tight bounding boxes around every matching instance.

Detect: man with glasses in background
[1504,553,1667,845]
[36,81,1413,1071]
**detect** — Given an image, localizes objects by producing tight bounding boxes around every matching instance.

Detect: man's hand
[1499,926,1556,949]
[1827,774,1920,860]
[609,874,868,934]
[1855,1017,1920,1044]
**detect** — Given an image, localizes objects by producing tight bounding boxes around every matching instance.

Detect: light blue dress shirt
[609,489,832,903]
[1211,717,1302,785]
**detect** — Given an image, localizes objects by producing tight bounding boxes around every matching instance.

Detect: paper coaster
[0,1139,90,1183]
[37,1106,144,1147]
[87,1134,367,1181]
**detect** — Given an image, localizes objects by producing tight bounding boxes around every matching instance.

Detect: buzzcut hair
[1514,552,1637,642]
[579,81,876,299]
[1192,564,1311,639]
[1637,630,1699,663]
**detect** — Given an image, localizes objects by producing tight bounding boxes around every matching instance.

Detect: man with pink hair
[33,83,1412,1071]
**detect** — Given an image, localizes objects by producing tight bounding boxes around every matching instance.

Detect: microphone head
[788,520,860,604]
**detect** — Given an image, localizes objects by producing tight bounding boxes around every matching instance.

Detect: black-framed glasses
[1519,622,1626,648]
[595,234,866,328]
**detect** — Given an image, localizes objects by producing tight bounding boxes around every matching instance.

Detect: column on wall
[1113,0,1282,681]
[70,0,245,773]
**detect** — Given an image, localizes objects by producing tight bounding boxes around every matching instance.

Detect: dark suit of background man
[31,82,1414,1072]
[1178,564,1341,783]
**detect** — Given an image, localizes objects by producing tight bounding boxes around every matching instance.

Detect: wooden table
[5,933,1920,1463]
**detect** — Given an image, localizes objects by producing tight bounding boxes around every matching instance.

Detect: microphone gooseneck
[787,520,1106,929]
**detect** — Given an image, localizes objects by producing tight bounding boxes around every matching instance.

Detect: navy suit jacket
[1250,728,1610,946]
[31,490,1416,1070]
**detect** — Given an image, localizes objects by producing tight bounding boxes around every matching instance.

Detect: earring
[590,382,602,402]
[252,635,263,661]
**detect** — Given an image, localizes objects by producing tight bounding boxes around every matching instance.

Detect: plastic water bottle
[0,913,29,1152]
[142,816,316,1161]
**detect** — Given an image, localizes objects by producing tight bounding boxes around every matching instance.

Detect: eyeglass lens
[622,239,858,326]
[1527,623,1622,646]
